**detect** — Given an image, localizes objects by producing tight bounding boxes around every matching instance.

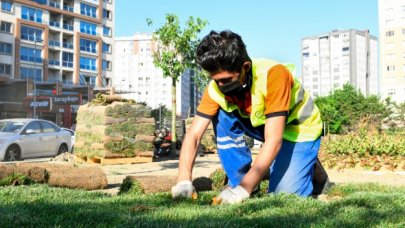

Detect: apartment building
[114,33,200,119]
[378,0,405,103]
[0,0,114,85]
[301,29,378,98]
[0,0,114,127]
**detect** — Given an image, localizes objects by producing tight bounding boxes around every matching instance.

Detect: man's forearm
[239,138,282,193]
[177,133,199,182]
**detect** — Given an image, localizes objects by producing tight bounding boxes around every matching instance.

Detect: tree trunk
[171,78,177,156]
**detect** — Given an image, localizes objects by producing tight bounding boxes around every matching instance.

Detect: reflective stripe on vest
[208,59,322,142]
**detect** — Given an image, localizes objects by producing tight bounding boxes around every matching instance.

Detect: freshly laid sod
[0,183,404,227]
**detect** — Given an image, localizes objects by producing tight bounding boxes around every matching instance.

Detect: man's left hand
[217,185,250,205]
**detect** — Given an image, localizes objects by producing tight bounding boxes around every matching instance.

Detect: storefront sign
[53,94,82,105]
[24,97,51,111]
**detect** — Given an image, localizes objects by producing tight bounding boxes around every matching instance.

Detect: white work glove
[171,180,195,199]
[217,185,250,205]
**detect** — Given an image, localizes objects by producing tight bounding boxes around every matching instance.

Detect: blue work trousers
[212,109,320,196]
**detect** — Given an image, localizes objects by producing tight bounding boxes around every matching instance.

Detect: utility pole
[33,35,42,119]
[159,104,162,129]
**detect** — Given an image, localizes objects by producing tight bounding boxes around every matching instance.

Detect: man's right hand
[171,180,195,199]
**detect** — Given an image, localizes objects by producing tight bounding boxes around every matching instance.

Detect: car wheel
[57,144,68,155]
[4,144,21,161]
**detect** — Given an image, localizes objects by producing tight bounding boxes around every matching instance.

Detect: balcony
[49,59,60,66]
[47,79,61,83]
[63,5,74,12]
[62,61,73,68]
[49,2,61,8]
[80,46,97,54]
[80,29,97,36]
[63,42,73,49]
[21,55,42,63]
[80,64,96,71]
[49,21,61,28]
[62,80,73,85]
[63,24,74,31]
[21,15,42,23]
[49,40,61,47]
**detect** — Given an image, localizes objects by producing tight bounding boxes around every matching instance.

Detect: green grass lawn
[0,183,404,227]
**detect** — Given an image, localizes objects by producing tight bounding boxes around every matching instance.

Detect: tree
[151,105,171,129]
[148,14,208,154]
[315,83,391,134]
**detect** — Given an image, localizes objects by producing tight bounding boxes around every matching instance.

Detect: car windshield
[0,121,27,133]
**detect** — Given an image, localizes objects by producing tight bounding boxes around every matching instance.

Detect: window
[0,63,11,76]
[103,26,111,36]
[102,42,110,53]
[342,47,350,51]
[24,122,42,134]
[80,56,97,71]
[0,21,12,33]
[386,30,395,37]
[0,42,12,55]
[20,67,42,81]
[80,21,97,35]
[80,38,97,53]
[102,60,111,70]
[62,52,73,67]
[303,52,309,58]
[21,26,42,42]
[83,75,96,85]
[20,46,42,63]
[387,65,396,71]
[102,9,111,19]
[21,6,42,23]
[41,122,56,133]
[80,3,97,18]
[1,1,12,12]
[385,19,393,25]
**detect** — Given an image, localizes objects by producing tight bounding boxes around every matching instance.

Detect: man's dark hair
[196,30,251,74]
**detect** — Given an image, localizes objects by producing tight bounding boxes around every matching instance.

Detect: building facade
[113,33,200,119]
[378,0,405,103]
[0,0,114,127]
[301,29,378,98]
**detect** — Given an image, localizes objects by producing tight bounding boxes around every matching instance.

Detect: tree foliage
[314,83,391,134]
[148,14,208,151]
[150,105,171,128]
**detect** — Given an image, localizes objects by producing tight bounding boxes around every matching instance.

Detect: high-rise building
[301,29,378,97]
[0,0,114,86]
[113,33,200,119]
[378,0,405,103]
[0,0,114,127]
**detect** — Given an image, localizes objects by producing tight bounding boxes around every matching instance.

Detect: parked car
[62,128,75,152]
[0,118,72,162]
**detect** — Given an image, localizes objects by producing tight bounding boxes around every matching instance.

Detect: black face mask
[217,71,251,97]
[218,80,246,97]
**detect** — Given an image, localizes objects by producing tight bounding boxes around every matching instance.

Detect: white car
[62,128,75,152]
[0,118,72,162]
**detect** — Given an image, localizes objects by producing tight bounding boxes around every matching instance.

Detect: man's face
[211,71,240,87]
[211,62,251,96]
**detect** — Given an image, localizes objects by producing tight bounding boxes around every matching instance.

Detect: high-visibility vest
[207,58,322,142]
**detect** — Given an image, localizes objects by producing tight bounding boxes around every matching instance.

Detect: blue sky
[115,0,379,74]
